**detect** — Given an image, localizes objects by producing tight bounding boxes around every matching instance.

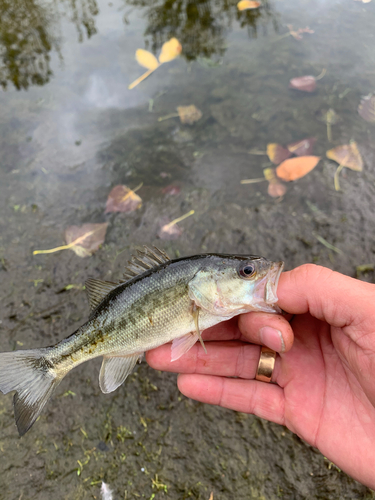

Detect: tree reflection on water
[0,0,275,90]
[126,0,275,61]
[0,0,98,90]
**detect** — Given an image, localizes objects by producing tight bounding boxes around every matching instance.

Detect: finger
[178,374,285,425]
[278,264,375,328]
[238,312,294,353]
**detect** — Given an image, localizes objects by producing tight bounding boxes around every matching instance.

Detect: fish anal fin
[122,246,170,281]
[85,278,118,311]
[171,332,199,362]
[99,353,143,394]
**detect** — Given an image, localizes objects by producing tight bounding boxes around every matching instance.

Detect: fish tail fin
[0,348,62,436]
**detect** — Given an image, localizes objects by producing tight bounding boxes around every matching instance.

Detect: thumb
[277,264,374,329]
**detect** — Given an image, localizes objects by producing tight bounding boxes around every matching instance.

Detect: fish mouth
[264,261,284,306]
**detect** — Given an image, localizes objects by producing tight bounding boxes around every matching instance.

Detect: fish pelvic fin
[99,353,143,394]
[0,348,62,436]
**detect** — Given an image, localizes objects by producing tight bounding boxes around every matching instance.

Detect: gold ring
[255,346,276,383]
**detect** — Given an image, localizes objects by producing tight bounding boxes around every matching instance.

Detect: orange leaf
[276,156,320,181]
[237,0,261,10]
[267,143,291,165]
[159,38,182,64]
[326,143,363,171]
[135,49,159,70]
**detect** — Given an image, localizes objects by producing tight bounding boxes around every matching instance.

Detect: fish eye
[238,264,256,279]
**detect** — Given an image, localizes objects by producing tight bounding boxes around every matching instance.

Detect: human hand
[146,264,375,489]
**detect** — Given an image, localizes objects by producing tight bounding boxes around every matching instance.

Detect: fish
[0,246,284,436]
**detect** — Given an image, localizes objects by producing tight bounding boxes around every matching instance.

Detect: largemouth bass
[0,247,284,436]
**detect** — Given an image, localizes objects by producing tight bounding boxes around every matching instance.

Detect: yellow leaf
[135,49,159,70]
[263,168,276,181]
[326,143,363,171]
[237,0,261,10]
[266,143,291,165]
[159,38,182,64]
[276,156,320,181]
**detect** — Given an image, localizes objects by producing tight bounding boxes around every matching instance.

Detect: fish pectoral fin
[99,353,143,394]
[171,332,199,362]
[191,304,207,354]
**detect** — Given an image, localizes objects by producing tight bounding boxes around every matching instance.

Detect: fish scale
[0,247,283,435]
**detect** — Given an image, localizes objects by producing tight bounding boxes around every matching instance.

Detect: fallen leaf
[289,75,317,92]
[267,143,291,164]
[105,184,143,214]
[287,137,316,156]
[287,25,314,40]
[162,184,181,196]
[317,108,340,142]
[177,105,202,124]
[276,156,320,181]
[263,168,277,181]
[158,210,194,240]
[33,223,108,257]
[237,0,261,10]
[326,143,363,171]
[65,223,108,257]
[268,180,287,198]
[358,94,375,123]
[135,49,160,70]
[158,38,182,63]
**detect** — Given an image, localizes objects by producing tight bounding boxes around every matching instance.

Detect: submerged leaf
[263,168,277,181]
[268,180,287,198]
[65,223,108,258]
[287,25,314,40]
[159,38,182,64]
[135,49,159,70]
[276,156,320,181]
[267,143,291,164]
[287,137,316,156]
[289,76,317,92]
[162,184,181,196]
[177,105,202,124]
[237,0,261,10]
[158,210,194,240]
[358,94,375,123]
[326,143,363,171]
[105,185,143,214]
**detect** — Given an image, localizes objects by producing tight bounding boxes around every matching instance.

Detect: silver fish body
[0,247,284,435]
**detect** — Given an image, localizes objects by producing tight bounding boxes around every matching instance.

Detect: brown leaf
[287,25,315,40]
[267,143,291,164]
[326,143,363,171]
[162,184,181,196]
[268,180,287,198]
[135,49,159,70]
[177,105,202,124]
[237,0,261,10]
[158,38,182,64]
[287,137,316,156]
[358,94,375,123]
[105,185,142,214]
[65,223,108,258]
[276,156,320,181]
[289,76,317,92]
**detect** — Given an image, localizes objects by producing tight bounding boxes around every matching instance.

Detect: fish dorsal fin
[85,278,118,311]
[99,353,143,393]
[123,246,170,281]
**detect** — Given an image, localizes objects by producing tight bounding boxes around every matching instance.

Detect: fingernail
[259,326,285,353]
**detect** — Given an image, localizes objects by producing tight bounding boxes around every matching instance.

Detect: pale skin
[146,264,375,489]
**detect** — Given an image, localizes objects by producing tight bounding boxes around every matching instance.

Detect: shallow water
[1,0,375,498]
